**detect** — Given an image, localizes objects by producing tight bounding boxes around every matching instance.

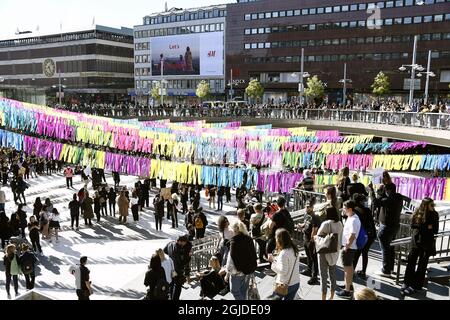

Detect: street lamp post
[398,35,425,108]
[160,57,164,106]
[342,63,347,106]
[417,50,435,105]
[230,68,233,102]
[409,35,418,108]
[52,70,66,107]
[58,71,62,106]
[339,63,352,107]
[299,48,304,105]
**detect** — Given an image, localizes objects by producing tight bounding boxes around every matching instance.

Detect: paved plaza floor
[0,172,448,300]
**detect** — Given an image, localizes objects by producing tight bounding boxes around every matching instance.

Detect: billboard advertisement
[150,32,223,76]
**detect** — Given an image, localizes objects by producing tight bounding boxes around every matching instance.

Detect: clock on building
[43,58,56,77]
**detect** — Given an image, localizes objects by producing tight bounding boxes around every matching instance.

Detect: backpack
[151,277,170,300]
[251,214,265,238]
[195,216,204,229]
[21,253,34,275]
[356,226,368,249]
[281,209,295,234]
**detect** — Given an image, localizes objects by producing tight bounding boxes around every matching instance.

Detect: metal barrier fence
[391,211,450,285]
[292,188,328,212]
[139,107,449,131]
[189,234,222,276]
[53,105,450,130]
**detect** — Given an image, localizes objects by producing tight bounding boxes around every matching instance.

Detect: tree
[371,71,390,97]
[196,80,211,101]
[304,75,325,105]
[245,78,264,102]
[151,82,161,102]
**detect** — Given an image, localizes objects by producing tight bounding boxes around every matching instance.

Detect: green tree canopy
[371,71,390,96]
[151,82,161,101]
[304,75,325,104]
[196,80,211,100]
[245,78,264,101]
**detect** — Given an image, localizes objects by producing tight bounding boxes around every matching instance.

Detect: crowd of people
[140,167,440,301]
[0,143,442,300]
[52,100,449,119]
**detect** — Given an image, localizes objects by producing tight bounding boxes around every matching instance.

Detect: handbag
[246,275,260,300]
[274,253,297,296]
[315,222,338,254]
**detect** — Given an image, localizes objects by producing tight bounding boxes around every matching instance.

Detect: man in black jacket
[153,194,165,231]
[164,235,192,300]
[69,194,80,230]
[374,183,403,276]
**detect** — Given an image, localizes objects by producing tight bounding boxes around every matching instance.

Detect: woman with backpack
[402,198,439,296]
[49,208,61,243]
[3,244,21,298]
[19,243,37,290]
[352,194,377,280]
[194,207,208,239]
[267,228,300,300]
[144,254,169,300]
[314,207,343,300]
[225,221,257,300]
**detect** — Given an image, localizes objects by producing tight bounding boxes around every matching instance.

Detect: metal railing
[135,107,450,131]
[189,234,222,276]
[391,211,450,285]
[53,105,450,130]
[292,188,328,212]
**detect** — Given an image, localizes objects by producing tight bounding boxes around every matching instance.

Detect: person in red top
[64,166,74,189]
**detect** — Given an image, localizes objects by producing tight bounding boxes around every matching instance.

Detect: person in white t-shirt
[157,248,175,285]
[337,200,361,298]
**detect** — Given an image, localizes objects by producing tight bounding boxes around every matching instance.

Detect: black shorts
[341,248,356,267]
[49,221,60,229]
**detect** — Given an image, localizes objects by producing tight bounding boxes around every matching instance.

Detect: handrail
[391,230,450,247]
[55,105,450,131]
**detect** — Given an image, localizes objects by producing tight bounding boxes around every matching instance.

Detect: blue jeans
[377,224,399,274]
[230,274,250,300]
[0,203,4,213]
[271,283,300,300]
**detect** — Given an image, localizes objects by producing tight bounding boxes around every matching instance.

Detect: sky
[0,0,234,40]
